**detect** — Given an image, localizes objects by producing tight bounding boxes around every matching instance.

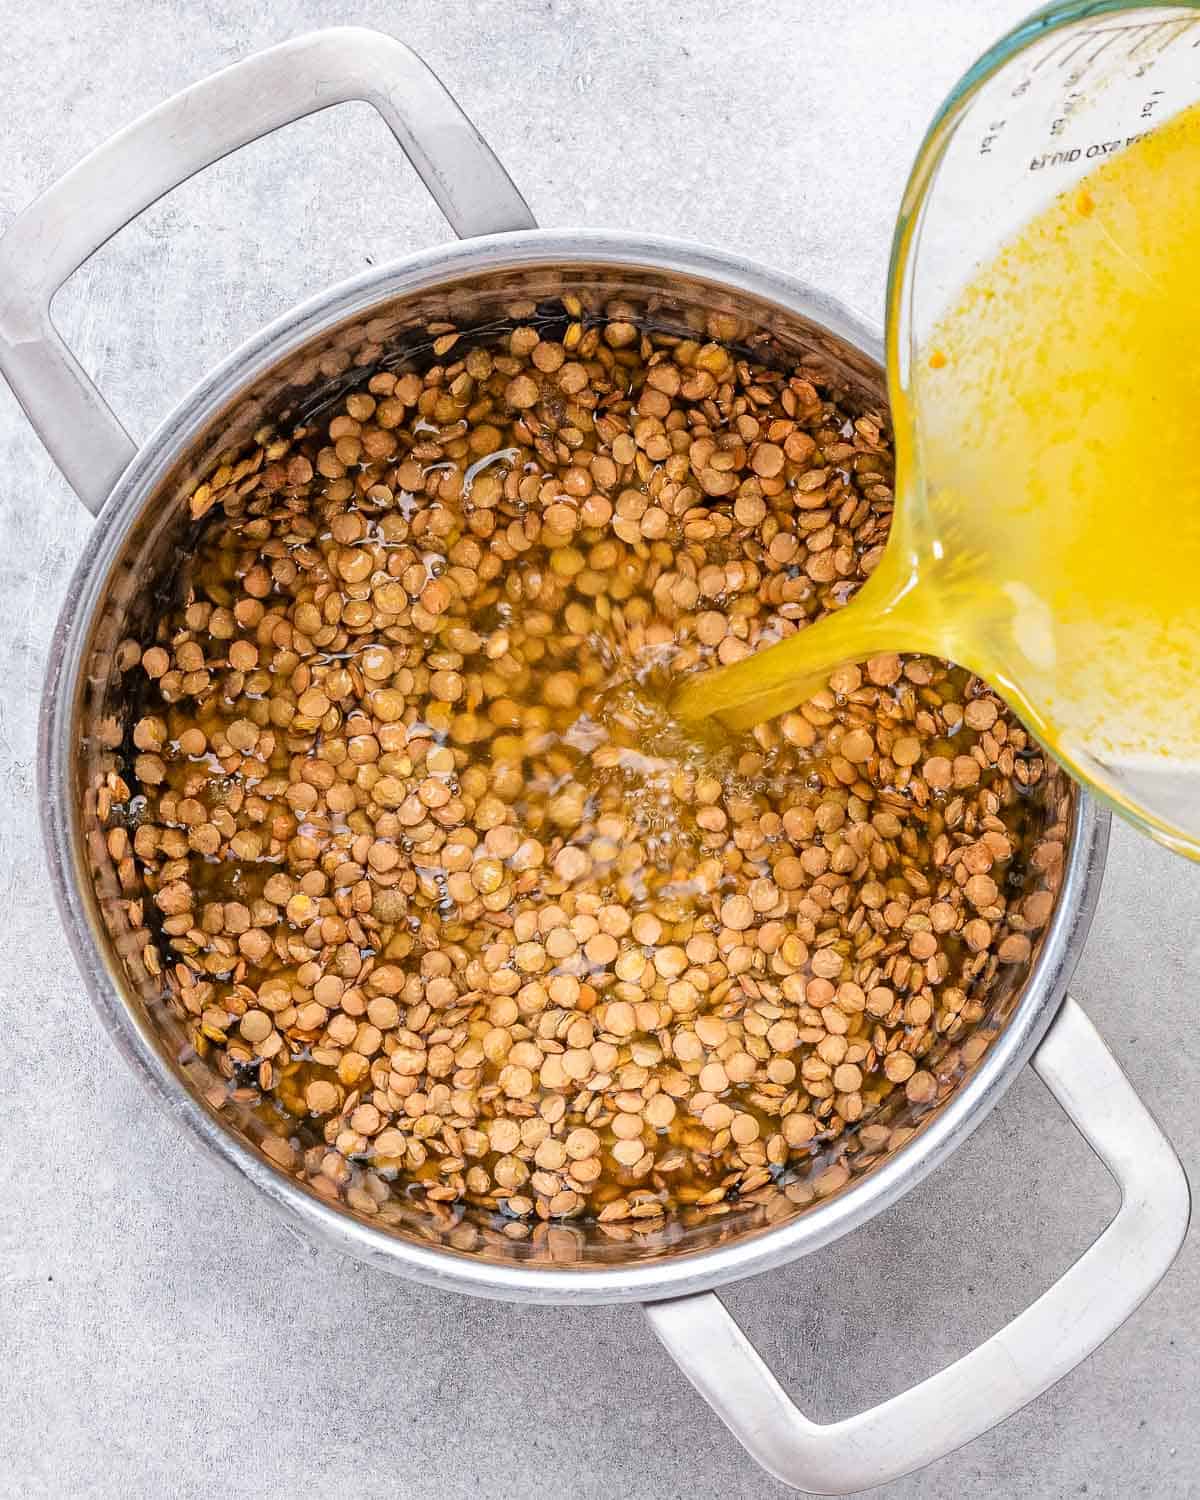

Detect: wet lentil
[114,312,1064,1229]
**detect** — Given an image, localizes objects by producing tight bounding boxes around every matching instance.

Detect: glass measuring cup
[676,0,1200,858]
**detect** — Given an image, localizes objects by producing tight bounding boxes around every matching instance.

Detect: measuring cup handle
[646,996,1190,1496]
[0,27,536,514]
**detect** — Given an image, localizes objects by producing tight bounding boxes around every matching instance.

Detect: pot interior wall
[70,261,1074,1273]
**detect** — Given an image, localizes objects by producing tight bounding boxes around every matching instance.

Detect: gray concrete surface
[1,2,1197,1496]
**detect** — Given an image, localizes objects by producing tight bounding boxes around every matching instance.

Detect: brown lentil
[112,311,1063,1230]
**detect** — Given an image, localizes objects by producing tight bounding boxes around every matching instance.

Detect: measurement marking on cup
[980,118,1006,155]
[976,14,1200,174]
[1029,134,1148,173]
[1032,16,1200,75]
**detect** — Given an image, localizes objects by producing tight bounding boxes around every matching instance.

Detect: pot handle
[0,27,535,515]
[646,996,1190,1496]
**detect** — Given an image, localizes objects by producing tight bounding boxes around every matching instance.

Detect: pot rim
[38,226,1110,1304]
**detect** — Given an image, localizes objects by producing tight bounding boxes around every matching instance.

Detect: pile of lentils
[114,306,1061,1229]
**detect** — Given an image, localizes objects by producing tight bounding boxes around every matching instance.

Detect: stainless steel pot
[0,29,1188,1496]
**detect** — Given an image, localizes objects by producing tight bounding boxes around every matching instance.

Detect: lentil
[111,312,1064,1230]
